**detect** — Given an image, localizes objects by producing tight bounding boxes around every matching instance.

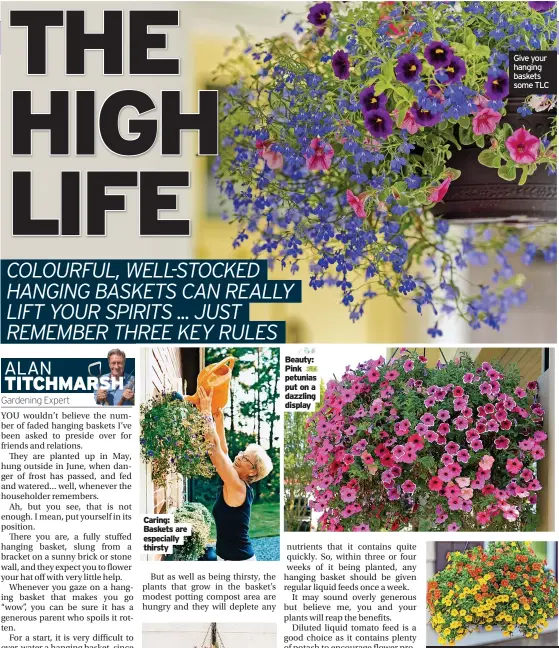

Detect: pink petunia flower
[346,189,369,219]
[401,110,420,134]
[445,442,460,456]
[427,176,452,203]
[476,510,491,526]
[461,487,474,500]
[420,413,436,426]
[453,397,468,411]
[479,455,495,471]
[501,504,519,522]
[494,436,510,450]
[532,445,545,460]
[463,373,474,383]
[361,451,374,465]
[441,453,454,466]
[425,430,438,442]
[456,449,471,464]
[437,409,450,421]
[352,523,370,532]
[505,127,541,165]
[401,479,416,494]
[447,522,460,532]
[448,496,463,511]
[437,423,450,435]
[428,476,443,491]
[256,139,284,170]
[506,457,523,475]
[305,137,335,171]
[470,438,483,451]
[403,359,414,372]
[527,479,542,491]
[472,107,502,135]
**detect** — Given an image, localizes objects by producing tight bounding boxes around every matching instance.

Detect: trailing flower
[428,542,558,645]
[140,393,215,486]
[214,1,557,336]
[305,349,546,532]
[168,502,212,561]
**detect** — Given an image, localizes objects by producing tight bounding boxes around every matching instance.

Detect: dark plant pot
[432,98,556,224]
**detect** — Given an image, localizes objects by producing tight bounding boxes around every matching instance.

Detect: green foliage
[140,393,214,487]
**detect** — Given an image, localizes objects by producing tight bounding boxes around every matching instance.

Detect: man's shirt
[94,372,134,406]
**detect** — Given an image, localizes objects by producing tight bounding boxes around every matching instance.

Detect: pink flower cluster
[305,351,545,532]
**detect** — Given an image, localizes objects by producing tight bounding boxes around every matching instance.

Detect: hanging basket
[432,98,557,225]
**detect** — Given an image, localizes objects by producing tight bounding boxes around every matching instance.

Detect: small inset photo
[143,623,276,648]
[426,541,558,647]
[139,347,280,561]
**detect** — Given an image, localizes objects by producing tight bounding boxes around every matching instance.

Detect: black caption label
[509,50,557,96]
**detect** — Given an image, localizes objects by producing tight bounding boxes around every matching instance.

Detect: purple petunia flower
[424,41,453,69]
[332,50,351,80]
[395,53,423,83]
[528,1,556,12]
[308,2,331,27]
[359,85,388,113]
[364,109,393,138]
[445,55,467,83]
[484,70,509,100]
[410,102,441,126]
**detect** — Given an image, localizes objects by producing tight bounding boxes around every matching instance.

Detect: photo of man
[94,349,135,406]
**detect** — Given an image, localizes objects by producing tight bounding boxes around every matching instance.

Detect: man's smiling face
[108,354,125,378]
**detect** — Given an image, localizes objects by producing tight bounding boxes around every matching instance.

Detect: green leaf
[422,151,434,166]
[498,163,517,181]
[375,79,390,94]
[500,122,514,139]
[474,134,486,148]
[357,26,373,39]
[418,455,437,473]
[381,60,395,82]
[446,167,462,181]
[397,107,408,127]
[465,30,477,50]
[443,131,462,149]
[458,116,471,129]
[478,148,501,168]
[476,45,491,59]
[459,127,474,146]
[393,85,411,100]
[519,166,530,185]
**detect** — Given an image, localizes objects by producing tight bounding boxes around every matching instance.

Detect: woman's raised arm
[213,407,228,454]
[197,387,244,496]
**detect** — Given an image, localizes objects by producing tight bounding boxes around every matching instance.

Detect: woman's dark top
[212,482,254,560]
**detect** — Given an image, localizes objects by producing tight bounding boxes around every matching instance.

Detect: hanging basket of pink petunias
[305,349,545,532]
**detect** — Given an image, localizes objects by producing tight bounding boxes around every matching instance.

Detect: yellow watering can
[185,356,236,413]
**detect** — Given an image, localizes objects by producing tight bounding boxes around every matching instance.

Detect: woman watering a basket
[196,384,272,562]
